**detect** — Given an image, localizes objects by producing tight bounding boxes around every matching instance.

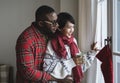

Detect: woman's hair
[35,5,55,22]
[57,12,75,29]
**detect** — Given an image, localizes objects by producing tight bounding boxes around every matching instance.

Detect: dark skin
[51,75,73,83]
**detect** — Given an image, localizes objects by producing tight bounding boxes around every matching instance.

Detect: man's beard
[41,24,55,39]
[33,22,55,39]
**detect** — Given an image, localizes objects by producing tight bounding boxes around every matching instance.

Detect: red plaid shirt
[16,23,51,83]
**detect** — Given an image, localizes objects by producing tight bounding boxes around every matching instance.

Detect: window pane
[113,55,120,83]
[117,1,120,52]
[113,0,120,83]
[117,62,120,83]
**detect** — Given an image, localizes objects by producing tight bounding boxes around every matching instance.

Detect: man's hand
[51,75,73,83]
[57,75,73,83]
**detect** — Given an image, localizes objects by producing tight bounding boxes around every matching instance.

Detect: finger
[66,75,72,77]
[95,42,97,45]
[66,79,73,83]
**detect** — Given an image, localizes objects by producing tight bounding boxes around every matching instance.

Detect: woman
[43,12,96,83]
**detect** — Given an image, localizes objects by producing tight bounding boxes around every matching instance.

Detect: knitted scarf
[51,34,83,83]
[51,34,79,58]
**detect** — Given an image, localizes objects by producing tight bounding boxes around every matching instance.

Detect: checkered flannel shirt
[16,23,51,83]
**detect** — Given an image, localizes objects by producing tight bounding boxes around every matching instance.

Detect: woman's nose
[71,28,74,33]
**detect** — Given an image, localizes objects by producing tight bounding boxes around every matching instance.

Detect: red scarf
[51,34,79,58]
[72,65,83,83]
[51,34,83,83]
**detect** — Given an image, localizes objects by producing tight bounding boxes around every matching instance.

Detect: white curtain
[78,0,97,51]
[78,0,104,83]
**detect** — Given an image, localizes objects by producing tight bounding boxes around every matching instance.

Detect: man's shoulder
[17,25,37,40]
[19,26,32,35]
[22,25,34,34]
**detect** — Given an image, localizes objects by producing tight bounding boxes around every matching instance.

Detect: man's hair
[35,5,55,22]
[57,12,75,29]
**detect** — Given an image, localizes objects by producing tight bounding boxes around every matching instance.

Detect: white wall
[0,0,78,82]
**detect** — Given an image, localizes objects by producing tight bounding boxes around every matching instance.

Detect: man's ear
[57,28,62,32]
[38,21,44,27]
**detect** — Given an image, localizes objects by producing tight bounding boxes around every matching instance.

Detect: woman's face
[62,21,75,38]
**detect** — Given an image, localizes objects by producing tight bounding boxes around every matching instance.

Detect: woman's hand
[91,42,100,51]
[73,56,85,65]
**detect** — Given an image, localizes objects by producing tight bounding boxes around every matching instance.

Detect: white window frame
[112,0,120,83]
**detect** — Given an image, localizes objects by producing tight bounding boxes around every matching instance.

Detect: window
[113,0,120,83]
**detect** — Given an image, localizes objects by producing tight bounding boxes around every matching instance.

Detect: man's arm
[16,36,51,81]
[50,75,73,83]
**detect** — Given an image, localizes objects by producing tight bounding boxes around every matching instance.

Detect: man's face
[44,12,58,33]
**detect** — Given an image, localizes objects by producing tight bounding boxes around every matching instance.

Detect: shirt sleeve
[16,35,51,82]
[81,51,96,72]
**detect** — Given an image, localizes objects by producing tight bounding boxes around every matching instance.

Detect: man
[15,5,72,83]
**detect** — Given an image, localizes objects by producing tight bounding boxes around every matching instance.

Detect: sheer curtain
[78,0,98,51]
[78,0,105,83]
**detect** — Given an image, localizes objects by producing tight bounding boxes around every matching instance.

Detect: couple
[16,5,96,83]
